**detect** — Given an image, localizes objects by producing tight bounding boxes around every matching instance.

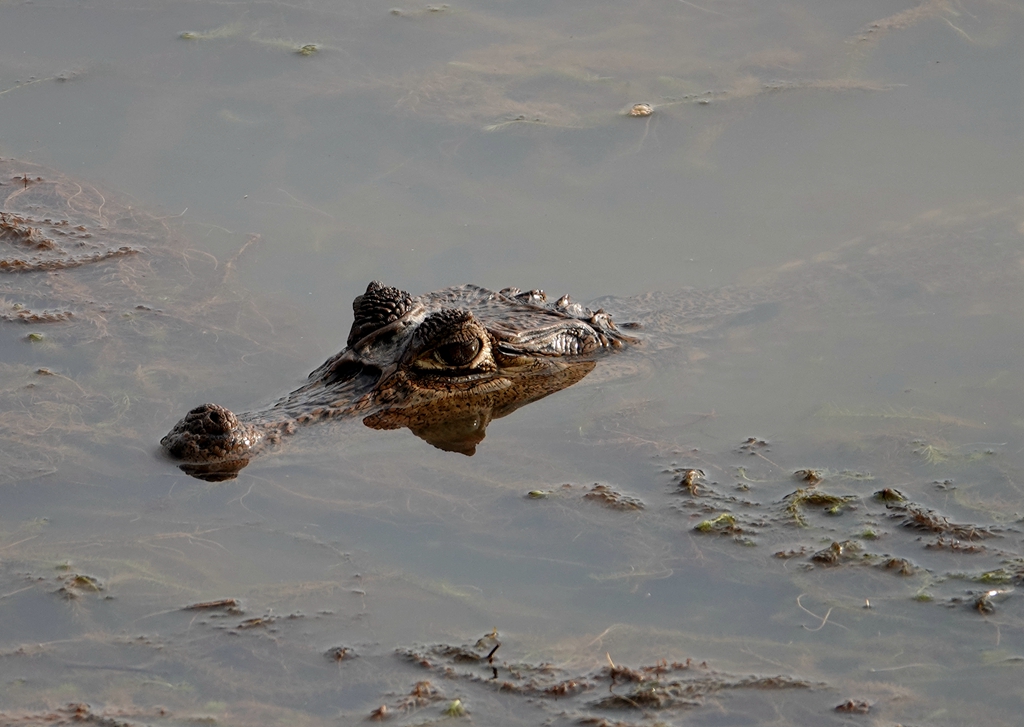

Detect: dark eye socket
[434,339,481,367]
[326,359,363,384]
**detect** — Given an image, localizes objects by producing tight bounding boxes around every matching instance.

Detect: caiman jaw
[161,282,638,479]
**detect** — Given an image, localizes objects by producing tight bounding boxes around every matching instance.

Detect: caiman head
[161,281,639,480]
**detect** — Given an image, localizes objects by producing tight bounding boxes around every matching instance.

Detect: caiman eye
[434,339,481,367]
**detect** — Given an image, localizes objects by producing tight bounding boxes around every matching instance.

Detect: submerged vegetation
[4,0,1024,725]
[0,157,302,484]
[179,22,324,56]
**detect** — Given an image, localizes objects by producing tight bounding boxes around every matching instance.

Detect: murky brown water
[2,0,1024,724]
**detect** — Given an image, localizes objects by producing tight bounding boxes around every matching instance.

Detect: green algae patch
[783,489,856,526]
[441,698,467,717]
[695,513,738,534]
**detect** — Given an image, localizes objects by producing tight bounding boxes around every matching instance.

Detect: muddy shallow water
[2,0,1024,724]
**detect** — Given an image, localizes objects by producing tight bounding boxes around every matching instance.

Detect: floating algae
[0,158,301,483]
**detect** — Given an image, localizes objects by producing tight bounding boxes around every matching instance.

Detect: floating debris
[880,557,915,576]
[368,704,389,720]
[56,573,104,599]
[774,547,810,559]
[976,569,1016,585]
[793,469,822,484]
[835,699,871,713]
[874,487,906,503]
[1,210,138,272]
[894,504,995,540]
[583,484,645,511]
[971,588,1013,615]
[695,513,738,534]
[401,681,443,708]
[184,597,243,614]
[677,468,705,495]
[236,615,277,629]
[442,698,467,717]
[924,536,987,554]
[783,489,855,526]
[811,540,860,565]
[326,645,356,662]
[390,4,449,17]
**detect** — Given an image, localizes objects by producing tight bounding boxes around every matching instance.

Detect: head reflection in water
[162,282,638,481]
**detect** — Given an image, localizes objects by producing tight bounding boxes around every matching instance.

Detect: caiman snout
[161,282,638,480]
[161,403,263,463]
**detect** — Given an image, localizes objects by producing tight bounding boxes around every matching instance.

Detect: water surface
[1,0,1024,724]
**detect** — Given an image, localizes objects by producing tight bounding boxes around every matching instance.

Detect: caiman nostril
[162,282,636,476]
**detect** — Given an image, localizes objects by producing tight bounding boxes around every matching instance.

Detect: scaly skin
[161,281,638,479]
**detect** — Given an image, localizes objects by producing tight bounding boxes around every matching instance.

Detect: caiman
[5,159,1015,483]
[0,157,758,482]
[161,281,644,479]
